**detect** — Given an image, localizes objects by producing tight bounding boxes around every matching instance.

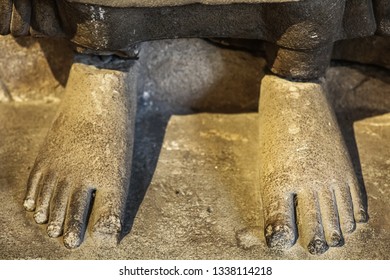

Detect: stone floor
[0,38,389,259]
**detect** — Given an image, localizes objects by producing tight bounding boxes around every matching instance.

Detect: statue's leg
[23,55,137,248]
[259,44,368,254]
[0,0,12,35]
[373,0,390,35]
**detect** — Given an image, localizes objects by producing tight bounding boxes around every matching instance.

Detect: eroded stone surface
[23,58,137,249]
[0,38,389,259]
[259,76,366,254]
[0,36,73,102]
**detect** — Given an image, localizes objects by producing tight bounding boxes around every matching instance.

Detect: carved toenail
[64,232,81,249]
[329,231,344,247]
[47,224,62,238]
[345,222,356,234]
[34,211,47,224]
[357,209,368,223]
[94,215,121,235]
[265,224,295,250]
[23,198,35,211]
[308,237,328,255]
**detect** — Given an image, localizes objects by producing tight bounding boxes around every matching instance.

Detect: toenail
[94,215,121,235]
[265,224,295,250]
[34,211,47,224]
[357,209,368,223]
[23,198,35,211]
[47,224,62,238]
[64,232,81,249]
[329,232,343,247]
[308,238,328,255]
[345,222,356,234]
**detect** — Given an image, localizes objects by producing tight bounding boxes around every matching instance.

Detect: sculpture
[1,0,388,254]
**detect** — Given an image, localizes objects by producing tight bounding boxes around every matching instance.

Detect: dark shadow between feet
[121,39,390,242]
[121,106,172,238]
[328,62,390,220]
[335,107,389,219]
[121,39,264,237]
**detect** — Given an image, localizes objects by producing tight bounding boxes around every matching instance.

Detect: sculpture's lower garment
[1,0,389,253]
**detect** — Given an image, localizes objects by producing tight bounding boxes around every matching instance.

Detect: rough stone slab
[1,107,389,259]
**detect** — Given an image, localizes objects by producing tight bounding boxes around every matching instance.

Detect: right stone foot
[259,75,367,255]
[23,57,137,248]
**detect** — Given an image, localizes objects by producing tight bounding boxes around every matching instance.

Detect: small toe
[334,183,356,234]
[348,176,368,223]
[47,224,63,238]
[307,236,328,255]
[297,191,328,255]
[93,214,121,236]
[318,188,343,247]
[63,188,95,249]
[47,180,70,238]
[24,164,43,211]
[34,172,57,224]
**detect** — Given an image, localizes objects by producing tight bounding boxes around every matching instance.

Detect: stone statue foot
[23,57,136,248]
[259,75,367,255]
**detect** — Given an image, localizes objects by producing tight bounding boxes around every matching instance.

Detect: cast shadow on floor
[120,42,390,240]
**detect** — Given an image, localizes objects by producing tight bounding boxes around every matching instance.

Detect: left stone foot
[259,75,367,254]
[23,57,137,248]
